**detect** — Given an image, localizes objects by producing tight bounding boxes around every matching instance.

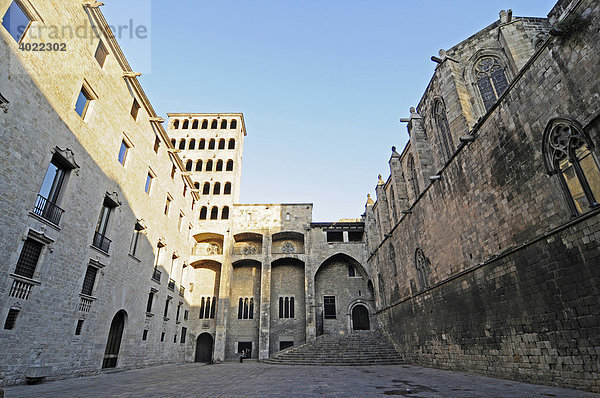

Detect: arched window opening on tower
[210,206,219,220]
[199,297,216,319]
[218,139,225,150]
[195,160,203,172]
[224,182,232,195]
[179,139,186,150]
[226,160,233,171]
[434,99,454,161]
[203,183,210,195]
[173,120,179,129]
[216,160,223,171]
[194,182,200,190]
[209,139,215,150]
[189,139,196,150]
[228,139,235,149]
[238,297,254,319]
[182,120,189,129]
[199,139,206,150]
[543,118,600,216]
[201,119,208,129]
[211,119,218,129]
[221,119,227,129]
[199,206,208,220]
[213,182,221,195]
[185,160,193,171]
[206,160,213,171]
[192,120,199,129]
[221,206,229,219]
[170,139,176,147]
[474,56,509,112]
[230,119,237,129]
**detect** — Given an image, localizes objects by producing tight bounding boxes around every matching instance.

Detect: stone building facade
[0,0,373,386]
[366,0,600,393]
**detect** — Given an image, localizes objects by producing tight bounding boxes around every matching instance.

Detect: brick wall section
[368,0,600,392]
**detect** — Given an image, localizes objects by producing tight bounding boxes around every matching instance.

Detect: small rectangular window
[326,231,343,243]
[161,332,165,342]
[2,1,32,43]
[145,172,153,194]
[14,238,43,279]
[181,327,187,344]
[81,265,98,296]
[75,85,93,119]
[118,140,129,166]
[184,309,189,321]
[348,231,364,242]
[163,299,169,317]
[324,296,336,319]
[94,41,108,68]
[142,329,148,341]
[146,291,154,313]
[173,334,177,343]
[4,308,20,330]
[130,98,140,120]
[75,319,84,336]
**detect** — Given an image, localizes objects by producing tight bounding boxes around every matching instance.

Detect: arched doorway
[352,305,370,331]
[195,333,214,362]
[102,310,127,368]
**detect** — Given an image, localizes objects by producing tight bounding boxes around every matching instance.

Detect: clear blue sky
[103,0,555,222]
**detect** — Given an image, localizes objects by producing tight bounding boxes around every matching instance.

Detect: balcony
[9,278,36,300]
[179,285,185,297]
[78,296,95,312]
[32,194,64,225]
[168,278,176,291]
[152,268,161,283]
[92,231,111,253]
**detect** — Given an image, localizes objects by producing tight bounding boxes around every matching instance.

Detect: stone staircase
[264,331,403,366]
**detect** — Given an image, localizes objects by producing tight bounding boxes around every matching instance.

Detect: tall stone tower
[166,113,246,225]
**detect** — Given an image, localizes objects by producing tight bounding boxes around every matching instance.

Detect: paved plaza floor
[3,362,598,398]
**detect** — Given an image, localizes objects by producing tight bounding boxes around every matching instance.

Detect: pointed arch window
[474,56,509,111]
[434,99,454,161]
[543,118,600,216]
[415,248,430,290]
[195,160,203,172]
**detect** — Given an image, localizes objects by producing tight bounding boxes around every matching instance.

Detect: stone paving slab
[3,362,599,398]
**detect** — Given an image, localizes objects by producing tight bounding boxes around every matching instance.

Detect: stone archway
[102,310,127,368]
[195,332,214,362]
[352,305,370,331]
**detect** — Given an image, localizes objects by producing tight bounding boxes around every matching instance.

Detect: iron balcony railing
[33,194,64,225]
[152,268,161,283]
[92,231,111,252]
[168,278,176,291]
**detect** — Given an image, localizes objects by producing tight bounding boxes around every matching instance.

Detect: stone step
[266,331,403,366]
